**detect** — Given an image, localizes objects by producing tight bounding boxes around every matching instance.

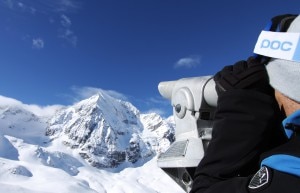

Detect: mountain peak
[46,92,153,168]
[85,92,107,103]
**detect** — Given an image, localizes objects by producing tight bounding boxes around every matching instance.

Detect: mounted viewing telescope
[157,76,218,192]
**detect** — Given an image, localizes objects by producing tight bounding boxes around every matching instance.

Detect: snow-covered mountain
[140,113,175,153]
[0,93,184,193]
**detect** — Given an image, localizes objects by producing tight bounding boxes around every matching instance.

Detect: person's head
[255,14,300,116]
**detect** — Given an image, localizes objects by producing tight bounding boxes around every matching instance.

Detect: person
[190,14,300,193]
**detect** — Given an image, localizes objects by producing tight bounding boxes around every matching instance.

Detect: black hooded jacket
[190,89,300,193]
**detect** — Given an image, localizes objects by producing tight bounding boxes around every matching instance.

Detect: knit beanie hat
[255,15,300,102]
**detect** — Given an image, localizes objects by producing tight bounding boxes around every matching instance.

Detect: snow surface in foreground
[0,131,185,193]
[0,156,184,193]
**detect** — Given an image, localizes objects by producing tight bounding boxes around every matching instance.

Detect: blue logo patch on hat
[254,31,300,62]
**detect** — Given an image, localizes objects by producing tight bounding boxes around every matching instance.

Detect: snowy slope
[0,94,185,193]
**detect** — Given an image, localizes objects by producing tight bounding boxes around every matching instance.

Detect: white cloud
[0,95,22,106]
[133,96,172,118]
[59,14,77,46]
[2,0,80,47]
[56,0,81,12]
[60,14,71,27]
[59,29,77,46]
[2,0,80,14]
[0,95,63,117]
[32,38,45,49]
[174,55,201,69]
[24,104,64,117]
[2,0,36,14]
[71,86,129,101]
[17,2,24,8]
[143,108,167,116]
[148,96,170,105]
[30,7,36,14]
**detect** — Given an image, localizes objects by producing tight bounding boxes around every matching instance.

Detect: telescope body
[157,76,217,192]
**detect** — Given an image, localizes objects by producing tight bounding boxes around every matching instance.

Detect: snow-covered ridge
[0,93,183,193]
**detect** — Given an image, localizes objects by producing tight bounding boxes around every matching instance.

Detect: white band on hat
[254,31,300,62]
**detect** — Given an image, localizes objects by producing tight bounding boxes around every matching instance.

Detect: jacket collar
[283,110,300,139]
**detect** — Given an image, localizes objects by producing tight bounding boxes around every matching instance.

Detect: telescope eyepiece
[175,104,182,113]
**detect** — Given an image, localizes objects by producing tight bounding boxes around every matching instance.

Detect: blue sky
[0,0,299,117]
